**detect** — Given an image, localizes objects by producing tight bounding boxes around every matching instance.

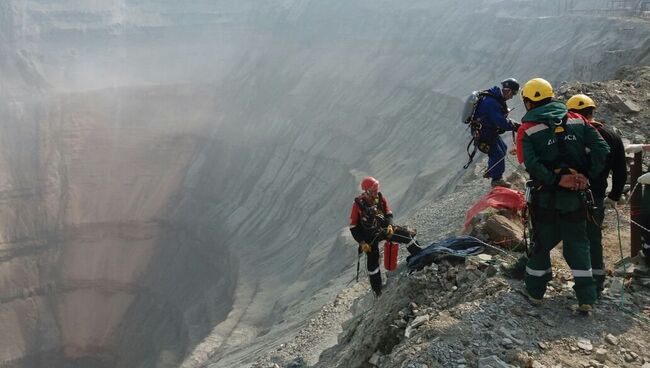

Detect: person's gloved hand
[360,242,371,254]
[604,197,619,209]
[558,174,588,191]
[638,172,650,185]
[385,225,394,239]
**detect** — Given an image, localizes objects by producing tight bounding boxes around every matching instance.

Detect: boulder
[483,214,524,249]
[612,94,641,113]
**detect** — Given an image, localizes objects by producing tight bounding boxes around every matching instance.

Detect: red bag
[383,241,399,271]
[464,186,526,229]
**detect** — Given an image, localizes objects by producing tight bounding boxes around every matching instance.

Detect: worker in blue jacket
[474,78,521,188]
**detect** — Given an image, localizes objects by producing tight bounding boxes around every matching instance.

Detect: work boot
[577,304,592,315]
[491,179,512,188]
[519,288,542,306]
[500,256,528,280]
[407,242,423,256]
[370,273,382,296]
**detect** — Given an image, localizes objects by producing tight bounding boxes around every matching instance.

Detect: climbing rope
[482,155,508,177]
[616,212,650,234]
[469,236,519,261]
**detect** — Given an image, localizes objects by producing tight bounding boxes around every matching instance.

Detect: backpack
[462,89,508,125]
[461,90,489,125]
[462,90,495,169]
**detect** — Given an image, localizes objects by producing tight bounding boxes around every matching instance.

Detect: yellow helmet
[566,94,596,110]
[521,78,554,102]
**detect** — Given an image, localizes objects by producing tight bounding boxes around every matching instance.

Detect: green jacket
[521,101,610,211]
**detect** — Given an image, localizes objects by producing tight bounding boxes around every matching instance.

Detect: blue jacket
[475,86,514,140]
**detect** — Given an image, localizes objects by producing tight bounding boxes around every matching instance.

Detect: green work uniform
[521,102,609,305]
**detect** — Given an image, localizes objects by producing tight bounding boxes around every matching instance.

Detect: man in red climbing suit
[349,176,423,297]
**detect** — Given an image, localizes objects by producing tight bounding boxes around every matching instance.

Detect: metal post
[630,151,643,256]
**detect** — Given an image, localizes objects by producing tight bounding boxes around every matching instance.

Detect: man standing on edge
[473,78,521,188]
[566,94,627,295]
[349,176,423,297]
[519,78,609,313]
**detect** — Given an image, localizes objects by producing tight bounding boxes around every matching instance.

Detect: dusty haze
[0,0,647,367]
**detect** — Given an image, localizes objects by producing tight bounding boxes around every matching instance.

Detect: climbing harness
[462,90,509,169]
[584,189,603,228]
[354,193,389,232]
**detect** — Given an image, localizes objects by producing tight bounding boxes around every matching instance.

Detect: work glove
[404,226,417,237]
[558,173,588,191]
[385,225,394,239]
[360,242,371,254]
[639,172,650,185]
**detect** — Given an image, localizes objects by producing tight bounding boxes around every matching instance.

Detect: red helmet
[361,176,380,193]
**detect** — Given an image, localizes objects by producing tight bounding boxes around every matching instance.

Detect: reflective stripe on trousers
[572,268,593,277]
[526,267,552,277]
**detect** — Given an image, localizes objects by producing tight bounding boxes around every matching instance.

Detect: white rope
[617,213,650,234]
[483,155,507,176]
[614,181,650,233]
[469,236,519,261]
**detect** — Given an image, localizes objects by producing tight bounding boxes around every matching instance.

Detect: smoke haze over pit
[0,1,647,367]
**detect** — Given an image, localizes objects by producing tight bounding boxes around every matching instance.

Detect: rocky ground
[250,67,650,368]
[557,66,650,144]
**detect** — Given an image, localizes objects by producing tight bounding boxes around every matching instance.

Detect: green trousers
[586,197,605,294]
[525,214,597,305]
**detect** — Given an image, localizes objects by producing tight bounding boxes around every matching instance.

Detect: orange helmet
[361,176,380,193]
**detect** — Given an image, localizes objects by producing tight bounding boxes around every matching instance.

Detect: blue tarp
[407,235,485,271]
